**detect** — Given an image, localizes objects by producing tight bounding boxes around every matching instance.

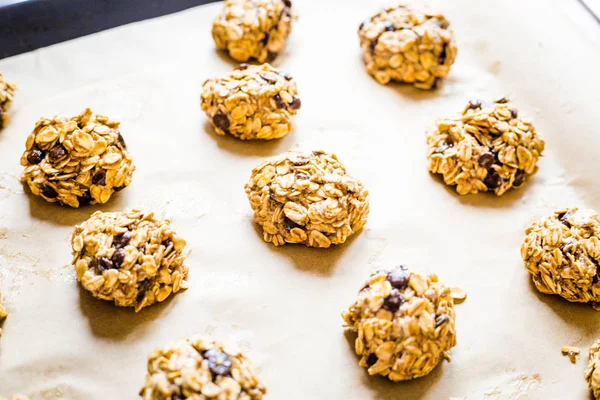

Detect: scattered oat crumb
[451,286,467,302]
[561,345,580,363]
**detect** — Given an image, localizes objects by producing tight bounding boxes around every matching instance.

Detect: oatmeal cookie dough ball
[358,5,456,89]
[245,150,369,248]
[586,339,600,399]
[0,73,16,129]
[20,108,135,208]
[427,98,544,196]
[212,0,293,63]
[72,210,189,312]
[342,266,456,381]
[201,63,301,140]
[521,208,600,307]
[140,335,266,400]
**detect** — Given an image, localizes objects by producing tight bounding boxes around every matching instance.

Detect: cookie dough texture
[72,210,189,312]
[342,266,456,381]
[427,98,545,196]
[0,396,29,400]
[521,208,600,307]
[212,0,293,63]
[201,63,301,140]
[586,339,600,399]
[0,73,16,129]
[358,5,457,89]
[140,335,266,400]
[245,150,369,247]
[20,108,135,208]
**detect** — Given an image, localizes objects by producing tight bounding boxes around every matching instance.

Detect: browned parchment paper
[1,0,600,398]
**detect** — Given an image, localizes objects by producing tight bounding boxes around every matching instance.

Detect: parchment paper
[1,1,599,398]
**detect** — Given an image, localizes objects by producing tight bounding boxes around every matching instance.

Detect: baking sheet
[1,0,600,398]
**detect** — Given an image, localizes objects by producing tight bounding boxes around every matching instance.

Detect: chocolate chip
[513,169,526,186]
[212,112,230,131]
[266,51,278,63]
[435,314,449,328]
[78,191,92,206]
[283,216,302,231]
[278,71,293,80]
[292,156,309,166]
[273,94,286,109]
[111,248,126,268]
[289,96,301,110]
[438,45,447,64]
[27,149,45,164]
[96,257,114,273]
[295,171,310,180]
[41,184,58,199]
[282,0,292,7]
[483,171,501,189]
[259,73,277,84]
[383,22,395,32]
[236,63,249,70]
[434,142,452,153]
[113,231,131,249]
[468,100,482,109]
[48,144,67,161]
[162,238,173,249]
[382,289,404,312]
[478,153,495,169]
[510,108,518,118]
[92,169,106,185]
[387,268,409,290]
[366,353,378,367]
[117,133,127,148]
[203,348,232,376]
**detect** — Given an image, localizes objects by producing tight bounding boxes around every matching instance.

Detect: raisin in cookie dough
[342,266,456,381]
[427,98,545,196]
[358,5,457,89]
[201,63,301,140]
[212,0,293,63]
[72,210,189,312]
[244,150,369,248]
[140,336,266,400]
[521,208,600,308]
[586,339,600,399]
[0,73,16,129]
[20,108,135,208]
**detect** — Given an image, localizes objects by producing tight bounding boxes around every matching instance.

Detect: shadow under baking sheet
[343,329,444,400]
[77,285,174,341]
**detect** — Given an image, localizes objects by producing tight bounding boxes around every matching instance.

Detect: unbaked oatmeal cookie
[586,339,600,399]
[244,150,369,247]
[358,5,457,89]
[212,0,293,63]
[201,63,300,140]
[521,208,600,307]
[20,108,135,207]
[427,98,544,195]
[140,335,266,399]
[0,73,16,129]
[342,266,457,381]
[72,210,189,312]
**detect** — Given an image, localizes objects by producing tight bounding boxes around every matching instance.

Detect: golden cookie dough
[20,108,135,208]
[342,266,457,381]
[140,335,266,399]
[212,0,293,63]
[0,73,16,129]
[72,210,189,312]
[201,63,300,140]
[244,150,369,247]
[358,5,457,89]
[427,98,545,195]
[521,208,600,307]
[586,339,600,399]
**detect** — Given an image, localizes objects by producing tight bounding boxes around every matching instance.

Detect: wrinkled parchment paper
[1,0,600,398]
